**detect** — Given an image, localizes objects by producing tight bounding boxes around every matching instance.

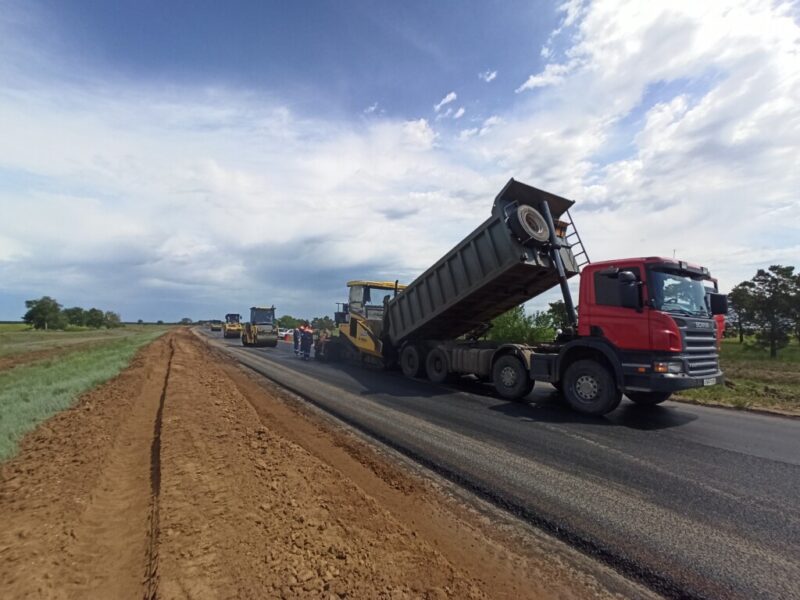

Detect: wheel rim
[500,365,517,387]
[575,374,599,401]
[433,357,443,372]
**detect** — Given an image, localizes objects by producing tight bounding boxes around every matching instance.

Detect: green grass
[0,330,166,461]
[0,324,169,358]
[0,323,33,332]
[678,338,800,414]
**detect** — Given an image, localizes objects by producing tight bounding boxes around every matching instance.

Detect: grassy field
[0,329,168,460]
[0,323,169,358]
[678,338,800,414]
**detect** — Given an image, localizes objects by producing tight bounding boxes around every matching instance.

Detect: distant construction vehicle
[316,179,728,416]
[241,306,279,347]
[222,313,243,339]
[209,320,222,332]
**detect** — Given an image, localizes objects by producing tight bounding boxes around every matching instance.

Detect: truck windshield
[648,269,710,317]
[251,309,274,324]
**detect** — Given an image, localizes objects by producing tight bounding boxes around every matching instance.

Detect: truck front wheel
[400,344,425,378]
[627,391,671,405]
[492,355,533,400]
[563,360,621,415]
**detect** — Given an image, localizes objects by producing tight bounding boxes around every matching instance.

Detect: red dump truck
[323,179,727,415]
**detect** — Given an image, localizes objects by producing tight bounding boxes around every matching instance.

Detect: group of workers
[293,323,315,360]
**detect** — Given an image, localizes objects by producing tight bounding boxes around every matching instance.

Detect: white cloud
[453,107,465,119]
[478,70,497,82]
[516,60,578,92]
[364,102,378,114]
[434,91,457,112]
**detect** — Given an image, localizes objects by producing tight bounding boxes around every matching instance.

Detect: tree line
[22,296,123,330]
[728,265,799,357]
[277,315,335,331]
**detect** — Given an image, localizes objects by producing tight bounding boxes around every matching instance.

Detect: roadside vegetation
[0,328,167,460]
[0,323,168,359]
[679,338,800,414]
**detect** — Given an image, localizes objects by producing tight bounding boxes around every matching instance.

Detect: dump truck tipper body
[385,180,579,346]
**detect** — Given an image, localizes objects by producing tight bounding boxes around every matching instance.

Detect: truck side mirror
[618,271,640,310]
[709,292,728,315]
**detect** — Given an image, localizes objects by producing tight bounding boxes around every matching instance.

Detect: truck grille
[678,320,720,376]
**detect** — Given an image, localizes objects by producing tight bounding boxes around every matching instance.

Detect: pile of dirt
[0,329,640,599]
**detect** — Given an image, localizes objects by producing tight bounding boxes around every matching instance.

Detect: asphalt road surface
[202,332,800,600]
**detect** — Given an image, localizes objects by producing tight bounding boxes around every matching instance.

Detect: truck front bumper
[623,371,724,394]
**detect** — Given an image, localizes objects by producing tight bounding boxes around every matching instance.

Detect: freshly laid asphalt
[203,332,800,600]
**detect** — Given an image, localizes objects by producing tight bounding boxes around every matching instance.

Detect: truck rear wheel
[627,391,671,405]
[400,344,424,378]
[492,355,533,400]
[425,348,452,384]
[563,360,621,415]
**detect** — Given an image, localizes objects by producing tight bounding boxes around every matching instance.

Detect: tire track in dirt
[144,338,174,600]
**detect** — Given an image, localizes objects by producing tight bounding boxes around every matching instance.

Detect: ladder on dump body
[563,210,591,270]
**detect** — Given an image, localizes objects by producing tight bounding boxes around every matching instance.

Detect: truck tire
[492,355,534,400]
[627,391,671,405]
[425,348,452,384]
[563,360,621,415]
[400,344,424,378]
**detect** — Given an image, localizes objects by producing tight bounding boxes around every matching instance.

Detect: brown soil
[0,330,644,599]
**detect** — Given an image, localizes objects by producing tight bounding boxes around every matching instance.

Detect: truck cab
[556,257,727,412]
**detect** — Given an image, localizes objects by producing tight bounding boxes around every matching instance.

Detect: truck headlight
[653,361,683,374]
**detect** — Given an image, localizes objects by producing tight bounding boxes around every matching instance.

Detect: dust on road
[0,330,642,599]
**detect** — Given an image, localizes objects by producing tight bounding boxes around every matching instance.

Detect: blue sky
[1,0,798,321]
[33,0,558,119]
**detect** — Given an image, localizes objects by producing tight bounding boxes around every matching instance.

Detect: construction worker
[293,325,301,356]
[300,322,314,361]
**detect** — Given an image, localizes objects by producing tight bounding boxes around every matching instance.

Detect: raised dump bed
[384,179,579,346]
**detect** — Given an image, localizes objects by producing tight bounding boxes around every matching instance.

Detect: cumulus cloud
[364,102,378,114]
[434,91,457,112]
[453,107,465,119]
[478,70,497,82]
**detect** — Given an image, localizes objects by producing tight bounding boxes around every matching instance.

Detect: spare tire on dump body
[507,205,549,246]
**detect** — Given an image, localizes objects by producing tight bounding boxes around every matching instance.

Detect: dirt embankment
[0,330,639,599]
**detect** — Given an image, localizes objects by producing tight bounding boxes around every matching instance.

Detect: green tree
[311,316,335,331]
[85,308,105,328]
[103,311,122,328]
[546,300,570,330]
[278,315,300,329]
[743,265,795,358]
[486,306,555,344]
[22,296,66,330]
[62,306,87,327]
[180,317,192,325]
[156,320,164,325]
[728,283,756,343]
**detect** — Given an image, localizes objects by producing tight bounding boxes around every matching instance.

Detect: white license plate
[703,377,716,386]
